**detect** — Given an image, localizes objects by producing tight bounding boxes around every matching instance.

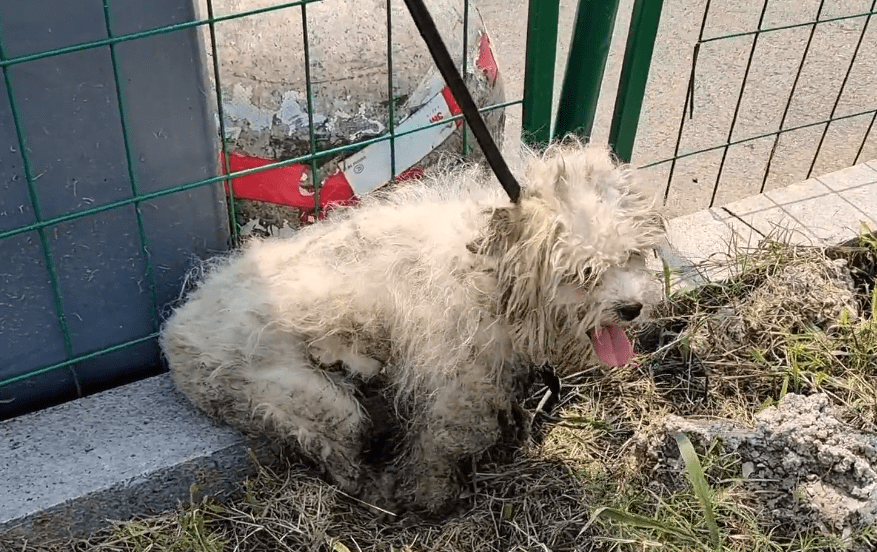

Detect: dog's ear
[528,150,573,204]
[467,207,518,256]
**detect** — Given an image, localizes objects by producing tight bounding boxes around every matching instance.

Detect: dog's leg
[238,355,370,492]
[308,334,383,378]
[401,372,510,513]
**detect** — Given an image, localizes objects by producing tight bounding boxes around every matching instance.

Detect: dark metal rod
[402,0,521,203]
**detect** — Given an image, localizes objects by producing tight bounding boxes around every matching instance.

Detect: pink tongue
[591,324,635,367]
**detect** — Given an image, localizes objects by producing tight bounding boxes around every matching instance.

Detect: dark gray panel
[0,0,229,419]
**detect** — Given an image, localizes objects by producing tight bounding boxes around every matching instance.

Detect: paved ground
[665,160,877,286]
[478,0,877,217]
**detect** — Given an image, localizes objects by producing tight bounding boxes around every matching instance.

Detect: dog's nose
[617,302,643,321]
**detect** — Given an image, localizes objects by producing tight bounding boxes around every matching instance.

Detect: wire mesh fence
[631,0,877,216]
[6,0,875,419]
[0,0,537,418]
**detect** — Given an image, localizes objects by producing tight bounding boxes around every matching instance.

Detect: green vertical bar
[553,0,621,141]
[461,0,470,155]
[205,0,240,242]
[522,0,560,147]
[387,0,397,178]
[301,3,320,218]
[608,0,663,162]
[101,0,161,331]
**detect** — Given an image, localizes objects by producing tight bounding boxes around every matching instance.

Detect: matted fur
[160,141,666,513]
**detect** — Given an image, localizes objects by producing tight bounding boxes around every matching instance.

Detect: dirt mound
[641,393,877,535]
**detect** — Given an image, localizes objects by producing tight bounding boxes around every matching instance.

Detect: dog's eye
[563,266,593,287]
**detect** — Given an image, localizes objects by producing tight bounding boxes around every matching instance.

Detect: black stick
[402,0,521,203]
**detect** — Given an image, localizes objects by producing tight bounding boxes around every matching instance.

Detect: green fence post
[553,0,621,141]
[608,0,663,162]
[522,0,561,147]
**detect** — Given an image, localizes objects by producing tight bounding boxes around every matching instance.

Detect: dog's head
[472,141,665,369]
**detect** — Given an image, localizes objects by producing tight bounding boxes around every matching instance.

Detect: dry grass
[646,230,877,430]
[44,455,599,552]
[5,231,876,552]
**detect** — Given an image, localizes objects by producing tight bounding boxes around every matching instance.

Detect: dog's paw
[355,468,405,517]
[407,462,464,516]
[346,355,383,378]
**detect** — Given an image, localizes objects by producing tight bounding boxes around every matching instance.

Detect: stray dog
[160,141,665,514]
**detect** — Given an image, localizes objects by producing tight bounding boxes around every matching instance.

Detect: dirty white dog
[160,142,665,514]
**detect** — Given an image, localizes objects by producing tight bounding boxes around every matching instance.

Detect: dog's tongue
[591,324,635,367]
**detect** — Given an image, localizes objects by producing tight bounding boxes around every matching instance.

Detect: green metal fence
[4,0,874,417]
[631,0,877,210]
[549,0,875,214]
[0,0,561,418]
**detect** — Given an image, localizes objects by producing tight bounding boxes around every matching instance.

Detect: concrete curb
[0,375,274,542]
